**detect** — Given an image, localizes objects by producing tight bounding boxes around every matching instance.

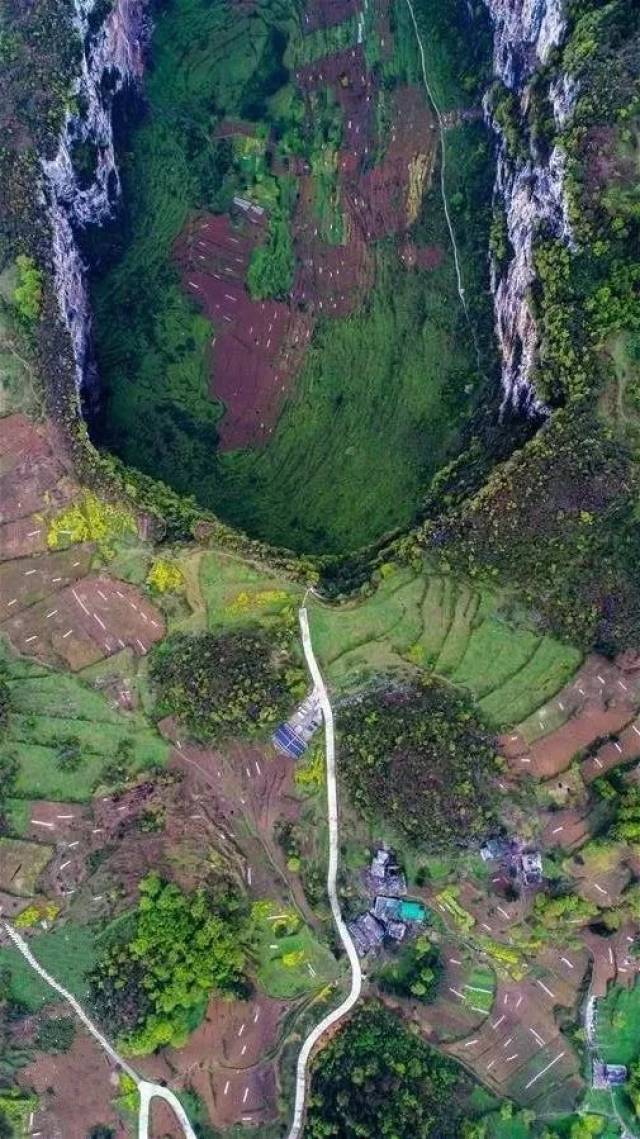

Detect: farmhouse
[592,1060,627,1089]
[368,845,407,895]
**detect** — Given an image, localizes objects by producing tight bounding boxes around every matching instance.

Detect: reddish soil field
[500,655,640,778]
[155,994,287,1129]
[17,1023,126,1139]
[445,977,584,1112]
[302,0,359,32]
[540,807,592,850]
[400,241,445,270]
[175,212,313,450]
[1,570,164,670]
[581,923,640,997]
[349,88,436,238]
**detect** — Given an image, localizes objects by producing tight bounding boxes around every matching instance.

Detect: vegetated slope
[91,0,496,553]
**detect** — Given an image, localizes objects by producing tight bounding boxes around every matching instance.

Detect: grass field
[595,978,640,1065]
[199,550,303,631]
[0,923,98,1010]
[252,901,339,998]
[0,646,169,801]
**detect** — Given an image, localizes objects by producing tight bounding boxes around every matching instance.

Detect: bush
[36,1016,75,1053]
[12,255,43,324]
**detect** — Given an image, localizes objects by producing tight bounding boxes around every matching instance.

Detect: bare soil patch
[17,1024,125,1139]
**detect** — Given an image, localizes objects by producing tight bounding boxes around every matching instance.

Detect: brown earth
[500,654,640,778]
[445,976,584,1113]
[0,414,165,670]
[17,1023,126,1139]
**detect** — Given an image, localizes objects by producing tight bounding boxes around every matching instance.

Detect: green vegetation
[305,1002,468,1138]
[0,923,98,1011]
[251,900,339,998]
[376,934,442,1001]
[246,213,294,299]
[90,0,496,555]
[36,1015,75,1053]
[47,492,136,553]
[11,254,43,325]
[149,628,301,741]
[595,979,640,1067]
[0,650,168,801]
[89,873,249,1053]
[309,562,580,721]
[338,680,495,850]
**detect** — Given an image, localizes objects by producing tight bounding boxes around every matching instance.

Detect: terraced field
[308,564,581,725]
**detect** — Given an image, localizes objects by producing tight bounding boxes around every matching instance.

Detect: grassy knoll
[0,648,169,801]
[199,550,303,630]
[252,901,339,998]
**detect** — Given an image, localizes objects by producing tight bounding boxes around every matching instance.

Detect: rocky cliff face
[42,0,148,407]
[483,0,577,410]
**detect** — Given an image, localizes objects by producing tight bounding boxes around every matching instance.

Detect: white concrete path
[2,922,197,1139]
[286,605,362,1139]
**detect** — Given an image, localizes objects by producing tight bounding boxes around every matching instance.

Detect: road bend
[2,921,197,1139]
[286,605,363,1139]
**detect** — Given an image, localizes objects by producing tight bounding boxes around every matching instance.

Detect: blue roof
[272,723,306,759]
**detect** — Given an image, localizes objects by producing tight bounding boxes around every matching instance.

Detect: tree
[36,1015,75,1053]
[377,935,442,1002]
[55,735,84,772]
[305,1002,466,1138]
[90,874,249,1053]
[150,630,300,743]
[12,254,43,324]
[338,680,494,850]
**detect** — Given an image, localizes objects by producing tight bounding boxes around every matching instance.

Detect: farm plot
[162,993,286,1130]
[0,650,169,801]
[175,212,314,450]
[501,656,640,779]
[0,837,53,897]
[2,572,165,670]
[445,978,585,1114]
[251,900,339,999]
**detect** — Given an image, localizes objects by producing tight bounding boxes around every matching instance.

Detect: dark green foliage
[54,734,84,773]
[149,629,297,742]
[87,1128,115,1139]
[418,408,640,649]
[0,668,11,735]
[377,935,442,1001]
[338,681,495,850]
[98,737,135,789]
[305,1002,466,1138]
[36,1015,75,1053]
[89,873,249,1053]
[0,1113,11,1139]
[613,785,640,843]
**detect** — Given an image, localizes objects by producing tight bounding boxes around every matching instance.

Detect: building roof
[399,899,426,922]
